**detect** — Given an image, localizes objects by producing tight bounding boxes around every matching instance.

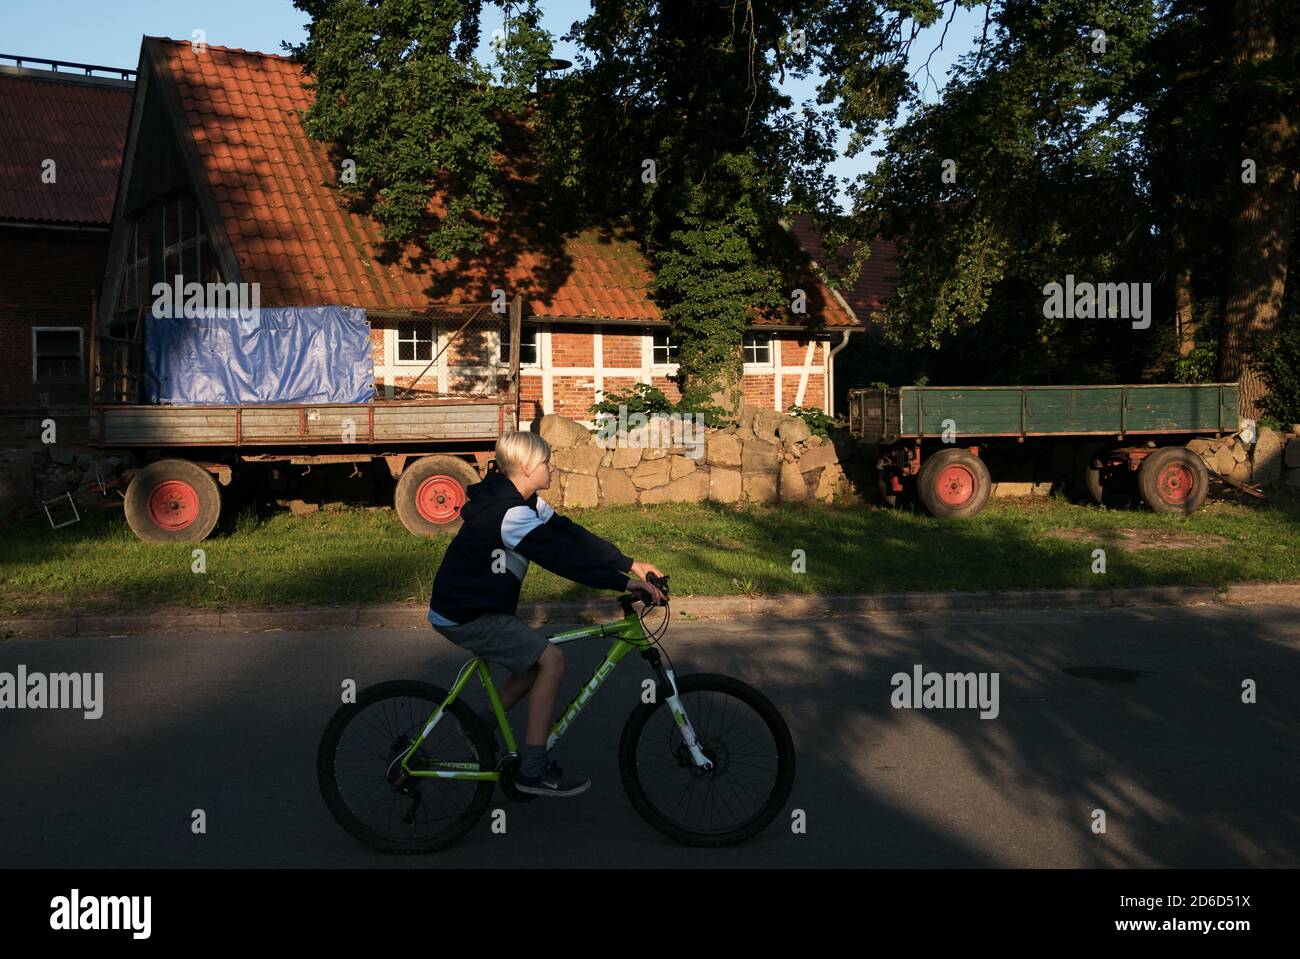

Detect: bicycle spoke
[323,687,490,850]
[631,683,787,837]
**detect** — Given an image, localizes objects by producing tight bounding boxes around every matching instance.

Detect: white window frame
[743,330,774,370]
[393,320,437,367]
[496,321,541,369]
[32,327,84,385]
[650,329,679,372]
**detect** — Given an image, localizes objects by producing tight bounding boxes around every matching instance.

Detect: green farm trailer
[847,383,1241,519]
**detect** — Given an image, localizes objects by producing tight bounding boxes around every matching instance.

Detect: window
[33,328,84,384]
[743,331,772,365]
[114,217,151,316]
[160,192,216,287]
[115,192,222,325]
[652,330,678,365]
[499,323,539,366]
[397,321,435,363]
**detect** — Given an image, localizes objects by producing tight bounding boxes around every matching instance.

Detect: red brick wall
[599,375,639,402]
[782,372,826,411]
[743,374,775,408]
[602,328,642,368]
[552,374,596,418]
[0,226,110,407]
[367,322,833,418]
[550,323,593,367]
[519,374,544,422]
[650,375,682,403]
[777,334,819,356]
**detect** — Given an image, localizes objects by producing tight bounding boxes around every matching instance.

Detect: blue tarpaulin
[145,306,375,405]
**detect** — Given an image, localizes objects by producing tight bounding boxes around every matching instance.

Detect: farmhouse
[0,56,133,416]
[97,38,876,427]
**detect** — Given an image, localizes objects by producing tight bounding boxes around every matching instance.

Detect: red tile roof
[151,39,857,328]
[788,213,897,330]
[0,72,131,224]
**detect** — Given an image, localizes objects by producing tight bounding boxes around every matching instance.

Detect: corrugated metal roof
[152,39,858,327]
[0,72,131,224]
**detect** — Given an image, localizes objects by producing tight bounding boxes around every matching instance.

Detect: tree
[1217,0,1300,418]
[846,0,1300,416]
[287,0,551,259]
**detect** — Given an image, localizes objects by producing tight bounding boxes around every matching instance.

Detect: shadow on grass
[2,492,1298,615]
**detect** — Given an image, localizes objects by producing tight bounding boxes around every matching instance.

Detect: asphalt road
[1,603,1297,868]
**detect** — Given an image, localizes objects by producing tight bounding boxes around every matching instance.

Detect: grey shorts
[434,613,551,679]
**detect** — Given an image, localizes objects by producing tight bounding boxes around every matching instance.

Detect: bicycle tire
[618,673,796,847]
[317,680,495,854]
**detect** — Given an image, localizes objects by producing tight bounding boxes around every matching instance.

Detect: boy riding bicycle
[428,431,665,797]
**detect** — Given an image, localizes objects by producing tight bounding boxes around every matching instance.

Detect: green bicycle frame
[395,609,712,782]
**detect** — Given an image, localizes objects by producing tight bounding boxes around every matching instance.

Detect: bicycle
[317,573,796,852]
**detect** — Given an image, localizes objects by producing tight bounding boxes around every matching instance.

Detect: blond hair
[495,431,551,477]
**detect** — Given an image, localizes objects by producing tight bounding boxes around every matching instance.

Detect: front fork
[643,648,713,770]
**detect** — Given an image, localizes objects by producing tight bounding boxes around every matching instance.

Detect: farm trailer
[847,383,1241,519]
[88,300,523,542]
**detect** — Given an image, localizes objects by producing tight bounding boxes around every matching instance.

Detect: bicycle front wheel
[619,673,795,847]
[317,680,494,854]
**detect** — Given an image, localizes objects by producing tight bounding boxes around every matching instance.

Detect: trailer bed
[89,397,512,447]
[849,384,1240,442]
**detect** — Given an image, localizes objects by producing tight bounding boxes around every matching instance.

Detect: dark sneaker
[515,759,590,798]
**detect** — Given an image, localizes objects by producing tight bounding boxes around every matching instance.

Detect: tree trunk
[1218,0,1300,419]
[1174,266,1195,356]
[691,358,745,422]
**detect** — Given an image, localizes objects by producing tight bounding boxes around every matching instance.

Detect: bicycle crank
[496,756,536,803]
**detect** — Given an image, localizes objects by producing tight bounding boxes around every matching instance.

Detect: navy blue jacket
[428,470,633,625]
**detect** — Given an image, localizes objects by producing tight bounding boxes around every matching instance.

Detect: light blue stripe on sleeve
[428,607,460,628]
[501,504,545,548]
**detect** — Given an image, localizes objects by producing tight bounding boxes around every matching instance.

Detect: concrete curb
[3,582,1298,639]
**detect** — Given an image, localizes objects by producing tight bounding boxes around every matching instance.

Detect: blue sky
[2,0,984,205]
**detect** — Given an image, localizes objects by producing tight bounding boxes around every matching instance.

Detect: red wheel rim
[147,480,199,530]
[416,475,466,524]
[935,464,976,507]
[1156,462,1195,504]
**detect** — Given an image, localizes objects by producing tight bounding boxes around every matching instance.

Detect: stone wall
[534,406,868,508]
[1187,425,1296,490]
[0,446,137,524]
[1280,427,1300,492]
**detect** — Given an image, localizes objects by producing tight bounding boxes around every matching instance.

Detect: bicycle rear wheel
[317,680,494,854]
[619,673,795,847]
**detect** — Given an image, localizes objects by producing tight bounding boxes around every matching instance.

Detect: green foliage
[289,1,965,420]
[844,0,1300,412]
[288,0,552,259]
[1258,310,1300,426]
[551,1,929,419]
[589,382,674,418]
[853,0,1161,375]
[588,382,730,429]
[786,404,835,437]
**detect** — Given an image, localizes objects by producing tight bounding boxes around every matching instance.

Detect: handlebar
[618,572,670,616]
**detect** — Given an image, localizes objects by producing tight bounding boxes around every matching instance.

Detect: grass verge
[1,493,1297,616]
